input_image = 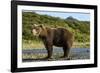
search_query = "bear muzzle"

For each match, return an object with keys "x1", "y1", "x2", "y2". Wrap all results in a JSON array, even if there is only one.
[{"x1": 32, "y1": 29, "x2": 39, "y2": 36}]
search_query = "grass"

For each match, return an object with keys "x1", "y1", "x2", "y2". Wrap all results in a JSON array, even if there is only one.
[
  {"x1": 22, "y1": 40, "x2": 44, "y2": 50},
  {"x1": 72, "y1": 42, "x2": 90, "y2": 48},
  {"x1": 22, "y1": 40, "x2": 90, "y2": 50}
]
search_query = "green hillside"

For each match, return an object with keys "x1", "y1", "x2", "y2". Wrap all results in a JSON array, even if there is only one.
[{"x1": 22, "y1": 12, "x2": 90, "y2": 43}]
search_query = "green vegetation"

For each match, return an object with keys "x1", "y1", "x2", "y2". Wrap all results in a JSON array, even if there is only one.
[
  {"x1": 23, "y1": 40, "x2": 90, "y2": 49},
  {"x1": 22, "y1": 12, "x2": 90, "y2": 48}
]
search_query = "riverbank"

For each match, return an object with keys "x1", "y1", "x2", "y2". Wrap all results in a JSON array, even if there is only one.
[
  {"x1": 22, "y1": 48, "x2": 90, "y2": 62},
  {"x1": 22, "y1": 40, "x2": 90, "y2": 50}
]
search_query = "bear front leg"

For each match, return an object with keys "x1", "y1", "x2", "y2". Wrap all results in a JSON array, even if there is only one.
[
  {"x1": 43, "y1": 38, "x2": 53, "y2": 59},
  {"x1": 46, "y1": 44, "x2": 53, "y2": 59}
]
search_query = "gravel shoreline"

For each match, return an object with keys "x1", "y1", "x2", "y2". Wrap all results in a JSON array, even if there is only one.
[{"x1": 22, "y1": 48, "x2": 90, "y2": 62}]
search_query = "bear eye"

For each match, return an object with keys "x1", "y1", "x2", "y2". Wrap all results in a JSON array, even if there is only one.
[{"x1": 35, "y1": 28, "x2": 39, "y2": 30}]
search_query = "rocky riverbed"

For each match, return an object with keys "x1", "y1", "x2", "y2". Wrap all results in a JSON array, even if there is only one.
[{"x1": 22, "y1": 48, "x2": 90, "y2": 62}]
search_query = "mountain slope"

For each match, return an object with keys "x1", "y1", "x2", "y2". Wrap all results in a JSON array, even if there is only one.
[{"x1": 22, "y1": 12, "x2": 90, "y2": 43}]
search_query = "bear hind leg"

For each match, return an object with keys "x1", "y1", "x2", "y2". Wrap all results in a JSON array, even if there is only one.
[{"x1": 61, "y1": 46, "x2": 70, "y2": 59}]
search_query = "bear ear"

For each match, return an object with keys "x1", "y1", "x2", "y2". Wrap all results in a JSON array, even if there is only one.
[
  {"x1": 39, "y1": 24, "x2": 45, "y2": 29},
  {"x1": 32, "y1": 24, "x2": 38, "y2": 28},
  {"x1": 33, "y1": 24, "x2": 38, "y2": 27}
]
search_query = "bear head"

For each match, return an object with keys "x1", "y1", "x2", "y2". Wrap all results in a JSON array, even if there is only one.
[{"x1": 32, "y1": 24, "x2": 45, "y2": 37}]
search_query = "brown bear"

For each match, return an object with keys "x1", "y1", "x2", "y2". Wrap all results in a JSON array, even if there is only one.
[{"x1": 32, "y1": 24, "x2": 74, "y2": 59}]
